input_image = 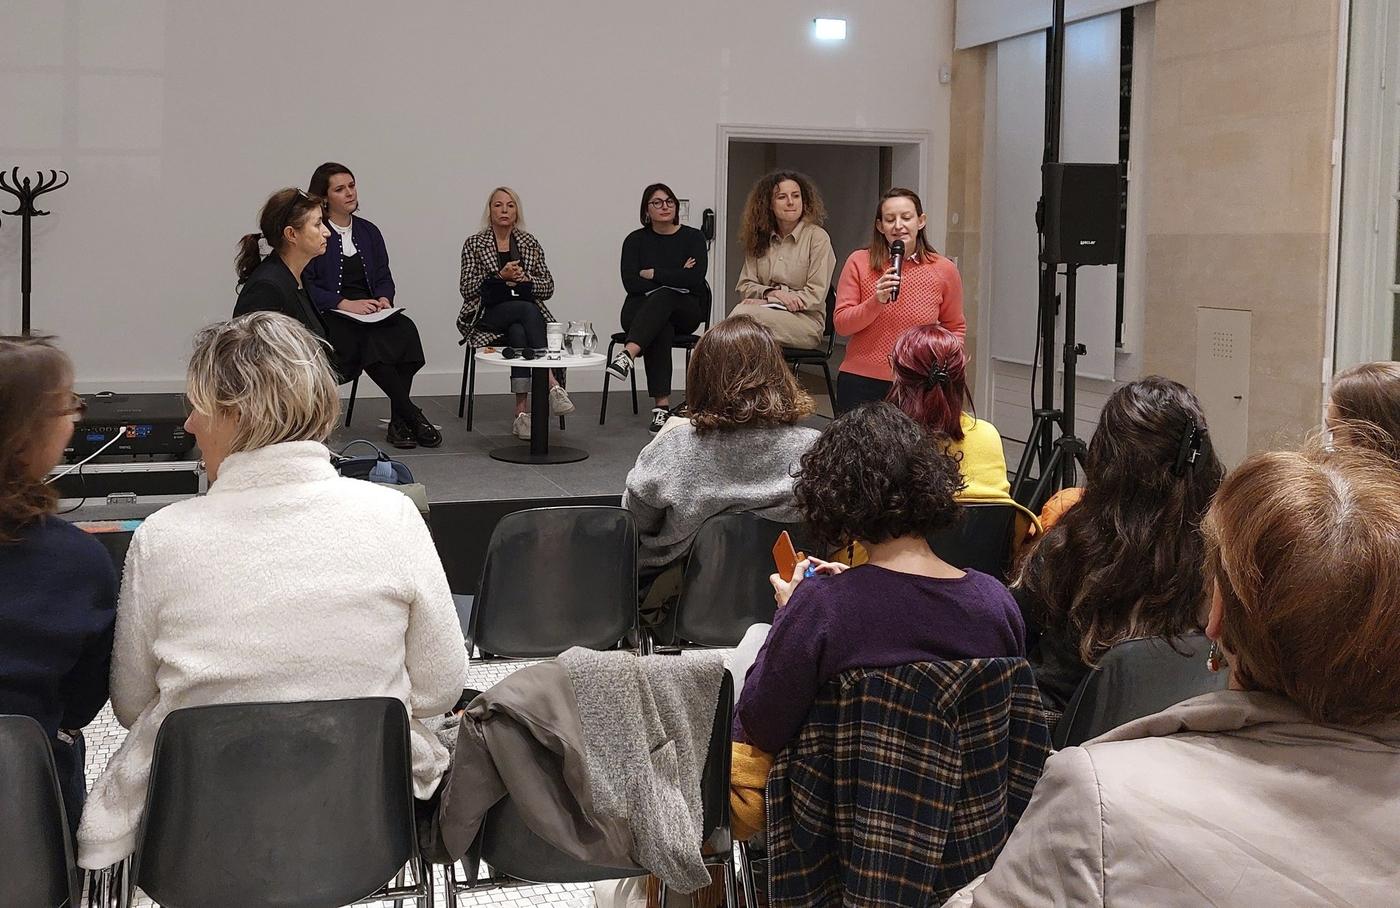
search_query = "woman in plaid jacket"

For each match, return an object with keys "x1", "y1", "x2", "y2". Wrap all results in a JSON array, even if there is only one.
[{"x1": 457, "y1": 187, "x2": 573, "y2": 440}]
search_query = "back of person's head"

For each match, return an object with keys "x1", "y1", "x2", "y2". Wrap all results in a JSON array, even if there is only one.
[
  {"x1": 887, "y1": 324, "x2": 971, "y2": 441},
  {"x1": 1204, "y1": 443, "x2": 1400, "y2": 725},
  {"x1": 187, "y1": 312, "x2": 340, "y2": 456},
  {"x1": 683, "y1": 316, "x2": 813, "y2": 432},
  {"x1": 236, "y1": 188, "x2": 324, "y2": 286},
  {"x1": 1329, "y1": 361, "x2": 1400, "y2": 458},
  {"x1": 794, "y1": 402, "x2": 964, "y2": 553},
  {"x1": 0, "y1": 336, "x2": 72, "y2": 541},
  {"x1": 1015, "y1": 376, "x2": 1225, "y2": 663},
  {"x1": 738, "y1": 170, "x2": 827, "y2": 259}
]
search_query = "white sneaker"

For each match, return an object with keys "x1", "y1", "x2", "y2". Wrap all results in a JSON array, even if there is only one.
[
  {"x1": 606, "y1": 352, "x2": 633, "y2": 382},
  {"x1": 549, "y1": 385, "x2": 576, "y2": 416},
  {"x1": 649, "y1": 407, "x2": 669, "y2": 433},
  {"x1": 512, "y1": 412, "x2": 531, "y2": 440}
]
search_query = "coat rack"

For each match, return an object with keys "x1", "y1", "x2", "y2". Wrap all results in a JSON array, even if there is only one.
[{"x1": 0, "y1": 167, "x2": 70, "y2": 336}]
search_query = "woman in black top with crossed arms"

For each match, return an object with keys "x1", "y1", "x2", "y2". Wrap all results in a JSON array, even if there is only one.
[{"x1": 607, "y1": 182, "x2": 711, "y2": 433}]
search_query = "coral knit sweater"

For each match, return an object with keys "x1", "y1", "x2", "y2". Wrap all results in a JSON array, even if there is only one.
[{"x1": 833, "y1": 249, "x2": 966, "y2": 381}]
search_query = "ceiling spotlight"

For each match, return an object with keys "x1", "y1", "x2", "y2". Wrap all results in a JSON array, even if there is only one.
[{"x1": 813, "y1": 18, "x2": 847, "y2": 41}]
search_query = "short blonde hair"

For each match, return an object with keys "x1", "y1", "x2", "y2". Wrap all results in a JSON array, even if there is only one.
[
  {"x1": 479, "y1": 186, "x2": 525, "y2": 231},
  {"x1": 187, "y1": 312, "x2": 340, "y2": 456}
]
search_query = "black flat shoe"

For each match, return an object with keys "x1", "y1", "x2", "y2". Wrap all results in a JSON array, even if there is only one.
[
  {"x1": 412, "y1": 409, "x2": 442, "y2": 448},
  {"x1": 386, "y1": 417, "x2": 418, "y2": 449}
]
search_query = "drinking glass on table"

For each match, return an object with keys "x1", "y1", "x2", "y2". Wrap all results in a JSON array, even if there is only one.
[{"x1": 546, "y1": 322, "x2": 564, "y2": 359}]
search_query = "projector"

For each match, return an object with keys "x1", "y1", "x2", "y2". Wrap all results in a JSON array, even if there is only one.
[{"x1": 66, "y1": 392, "x2": 196, "y2": 461}]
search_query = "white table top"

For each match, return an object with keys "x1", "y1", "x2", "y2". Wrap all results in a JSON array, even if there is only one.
[{"x1": 473, "y1": 350, "x2": 606, "y2": 369}]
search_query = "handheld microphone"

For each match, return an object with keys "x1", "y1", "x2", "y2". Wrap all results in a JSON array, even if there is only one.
[{"x1": 889, "y1": 239, "x2": 905, "y2": 302}]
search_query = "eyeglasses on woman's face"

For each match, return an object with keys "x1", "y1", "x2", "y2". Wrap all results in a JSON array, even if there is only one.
[
  {"x1": 648, "y1": 198, "x2": 677, "y2": 210},
  {"x1": 56, "y1": 392, "x2": 87, "y2": 422}
]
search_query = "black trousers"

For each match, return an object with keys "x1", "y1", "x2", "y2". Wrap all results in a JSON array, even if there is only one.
[
  {"x1": 478, "y1": 299, "x2": 547, "y2": 386},
  {"x1": 835, "y1": 372, "x2": 892, "y2": 415},
  {"x1": 621, "y1": 289, "x2": 703, "y2": 399}
]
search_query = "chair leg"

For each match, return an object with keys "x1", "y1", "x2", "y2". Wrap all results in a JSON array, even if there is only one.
[
  {"x1": 722, "y1": 854, "x2": 738, "y2": 908},
  {"x1": 345, "y1": 375, "x2": 359, "y2": 427},
  {"x1": 630, "y1": 365, "x2": 639, "y2": 414},
  {"x1": 420, "y1": 856, "x2": 434, "y2": 908},
  {"x1": 466, "y1": 349, "x2": 477, "y2": 431},
  {"x1": 600, "y1": 340, "x2": 616, "y2": 425},
  {"x1": 822, "y1": 361, "x2": 837, "y2": 414},
  {"x1": 738, "y1": 841, "x2": 758, "y2": 908},
  {"x1": 458, "y1": 346, "x2": 470, "y2": 418},
  {"x1": 391, "y1": 865, "x2": 407, "y2": 908}
]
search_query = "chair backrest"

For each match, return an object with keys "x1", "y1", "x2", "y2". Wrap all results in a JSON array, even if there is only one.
[
  {"x1": 0, "y1": 715, "x2": 78, "y2": 908},
  {"x1": 820, "y1": 268, "x2": 839, "y2": 354},
  {"x1": 672, "y1": 513, "x2": 810, "y2": 647},
  {"x1": 1053, "y1": 633, "x2": 1227, "y2": 748},
  {"x1": 473, "y1": 506, "x2": 638, "y2": 658},
  {"x1": 479, "y1": 670, "x2": 734, "y2": 883},
  {"x1": 133, "y1": 698, "x2": 416, "y2": 908},
  {"x1": 927, "y1": 503, "x2": 1020, "y2": 582}
]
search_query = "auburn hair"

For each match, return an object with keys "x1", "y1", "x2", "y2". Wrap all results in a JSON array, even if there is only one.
[
  {"x1": 887, "y1": 324, "x2": 971, "y2": 441},
  {"x1": 1329, "y1": 361, "x2": 1400, "y2": 459},
  {"x1": 682, "y1": 316, "x2": 812, "y2": 432},
  {"x1": 0, "y1": 336, "x2": 71, "y2": 542},
  {"x1": 867, "y1": 187, "x2": 936, "y2": 273},
  {"x1": 738, "y1": 171, "x2": 827, "y2": 260},
  {"x1": 1014, "y1": 376, "x2": 1225, "y2": 664},
  {"x1": 1204, "y1": 442, "x2": 1400, "y2": 725}
]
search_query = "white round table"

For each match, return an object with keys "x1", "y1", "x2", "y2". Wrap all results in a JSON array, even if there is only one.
[{"x1": 473, "y1": 350, "x2": 606, "y2": 464}]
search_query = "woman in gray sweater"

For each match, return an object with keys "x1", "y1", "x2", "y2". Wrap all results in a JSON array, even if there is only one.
[{"x1": 623, "y1": 316, "x2": 819, "y2": 593}]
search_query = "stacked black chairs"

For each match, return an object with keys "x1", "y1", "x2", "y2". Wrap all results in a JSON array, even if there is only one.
[
  {"x1": 114, "y1": 697, "x2": 432, "y2": 907},
  {"x1": 1054, "y1": 633, "x2": 1227, "y2": 748},
  {"x1": 470, "y1": 506, "x2": 640, "y2": 659},
  {"x1": 0, "y1": 714, "x2": 80, "y2": 908}
]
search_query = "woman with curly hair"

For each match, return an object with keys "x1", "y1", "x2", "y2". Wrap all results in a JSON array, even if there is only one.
[
  {"x1": 726, "y1": 402, "x2": 1025, "y2": 838},
  {"x1": 1013, "y1": 376, "x2": 1224, "y2": 717},
  {"x1": 1328, "y1": 360, "x2": 1400, "y2": 458},
  {"x1": 623, "y1": 316, "x2": 818, "y2": 596},
  {"x1": 0, "y1": 336, "x2": 116, "y2": 841},
  {"x1": 726, "y1": 170, "x2": 837, "y2": 349}
]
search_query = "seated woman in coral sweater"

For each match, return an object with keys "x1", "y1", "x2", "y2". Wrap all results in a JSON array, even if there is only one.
[{"x1": 832, "y1": 188, "x2": 965, "y2": 414}]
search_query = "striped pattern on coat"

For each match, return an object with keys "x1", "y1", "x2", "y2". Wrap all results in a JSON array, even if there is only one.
[
  {"x1": 764, "y1": 659, "x2": 1050, "y2": 907},
  {"x1": 456, "y1": 227, "x2": 556, "y2": 347}
]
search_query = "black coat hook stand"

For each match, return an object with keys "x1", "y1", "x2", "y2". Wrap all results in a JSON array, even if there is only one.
[{"x1": 0, "y1": 167, "x2": 70, "y2": 336}]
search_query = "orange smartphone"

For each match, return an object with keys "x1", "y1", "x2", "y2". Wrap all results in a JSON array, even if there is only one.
[{"x1": 772, "y1": 531, "x2": 802, "y2": 579}]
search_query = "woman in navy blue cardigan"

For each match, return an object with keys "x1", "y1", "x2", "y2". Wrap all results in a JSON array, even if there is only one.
[
  {"x1": 0, "y1": 336, "x2": 117, "y2": 840},
  {"x1": 302, "y1": 163, "x2": 437, "y2": 449}
]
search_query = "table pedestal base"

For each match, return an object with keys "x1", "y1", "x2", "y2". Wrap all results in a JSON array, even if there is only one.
[
  {"x1": 485, "y1": 363, "x2": 590, "y2": 464},
  {"x1": 489, "y1": 445, "x2": 589, "y2": 464}
]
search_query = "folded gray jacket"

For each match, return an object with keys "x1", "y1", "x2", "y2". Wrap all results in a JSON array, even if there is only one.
[{"x1": 431, "y1": 647, "x2": 726, "y2": 893}]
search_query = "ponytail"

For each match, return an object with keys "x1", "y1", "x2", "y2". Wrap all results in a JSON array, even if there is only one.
[
  {"x1": 235, "y1": 233, "x2": 264, "y2": 286},
  {"x1": 236, "y1": 188, "x2": 325, "y2": 287}
]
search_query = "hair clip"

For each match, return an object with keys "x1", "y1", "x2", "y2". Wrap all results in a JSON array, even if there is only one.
[
  {"x1": 924, "y1": 363, "x2": 951, "y2": 390},
  {"x1": 1172, "y1": 417, "x2": 1205, "y2": 477}
]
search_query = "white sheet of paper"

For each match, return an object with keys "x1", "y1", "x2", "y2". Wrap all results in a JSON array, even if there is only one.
[{"x1": 329, "y1": 306, "x2": 405, "y2": 324}]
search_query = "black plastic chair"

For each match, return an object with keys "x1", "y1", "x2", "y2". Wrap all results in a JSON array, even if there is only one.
[
  {"x1": 658, "y1": 514, "x2": 810, "y2": 647},
  {"x1": 599, "y1": 282, "x2": 713, "y2": 426},
  {"x1": 0, "y1": 714, "x2": 79, "y2": 908},
  {"x1": 470, "y1": 506, "x2": 639, "y2": 658},
  {"x1": 1053, "y1": 633, "x2": 1227, "y2": 749},
  {"x1": 781, "y1": 274, "x2": 840, "y2": 410},
  {"x1": 927, "y1": 503, "x2": 1021, "y2": 582},
  {"x1": 457, "y1": 339, "x2": 566, "y2": 433},
  {"x1": 343, "y1": 374, "x2": 360, "y2": 427},
  {"x1": 444, "y1": 671, "x2": 738, "y2": 907},
  {"x1": 125, "y1": 697, "x2": 432, "y2": 908}
]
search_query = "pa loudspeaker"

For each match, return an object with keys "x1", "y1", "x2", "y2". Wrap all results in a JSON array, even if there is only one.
[{"x1": 1041, "y1": 162, "x2": 1122, "y2": 266}]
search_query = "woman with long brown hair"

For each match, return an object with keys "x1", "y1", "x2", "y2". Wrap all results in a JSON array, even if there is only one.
[
  {"x1": 727, "y1": 170, "x2": 836, "y2": 349},
  {"x1": 0, "y1": 336, "x2": 117, "y2": 840},
  {"x1": 832, "y1": 187, "x2": 965, "y2": 413},
  {"x1": 1328, "y1": 360, "x2": 1400, "y2": 457},
  {"x1": 1013, "y1": 376, "x2": 1224, "y2": 716}
]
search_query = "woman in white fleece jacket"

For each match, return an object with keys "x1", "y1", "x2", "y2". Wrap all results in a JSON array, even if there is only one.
[{"x1": 78, "y1": 312, "x2": 468, "y2": 870}]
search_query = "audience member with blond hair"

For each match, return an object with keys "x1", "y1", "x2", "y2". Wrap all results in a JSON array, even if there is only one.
[
  {"x1": 948, "y1": 441, "x2": 1400, "y2": 906},
  {"x1": 623, "y1": 316, "x2": 818, "y2": 600},
  {"x1": 0, "y1": 336, "x2": 117, "y2": 839},
  {"x1": 1328, "y1": 360, "x2": 1400, "y2": 457},
  {"x1": 77, "y1": 312, "x2": 467, "y2": 870}
]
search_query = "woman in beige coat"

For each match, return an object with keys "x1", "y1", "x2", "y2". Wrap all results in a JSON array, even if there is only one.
[{"x1": 947, "y1": 441, "x2": 1400, "y2": 907}]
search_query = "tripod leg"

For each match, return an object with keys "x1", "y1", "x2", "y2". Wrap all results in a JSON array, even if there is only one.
[{"x1": 1031, "y1": 442, "x2": 1069, "y2": 513}]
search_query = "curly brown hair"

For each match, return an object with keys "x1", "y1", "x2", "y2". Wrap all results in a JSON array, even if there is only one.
[
  {"x1": 738, "y1": 171, "x2": 827, "y2": 260},
  {"x1": 794, "y1": 402, "x2": 965, "y2": 553},
  {"x1": 0, "y1": 336, "x2": 71, "y2": 542},
  {"x1": 683, "y1": 316, "x2": 813, "y2": 432},
  {"x1": 1014, "y1": 376, "x2": 1225, "y2": 664}
]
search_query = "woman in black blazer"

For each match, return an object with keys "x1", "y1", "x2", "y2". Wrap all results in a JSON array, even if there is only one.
[{"x1": 234, "y1": 187, "x2": 440, "y2": 448}]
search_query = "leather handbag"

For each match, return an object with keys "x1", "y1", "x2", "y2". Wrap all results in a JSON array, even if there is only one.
[{"x1": 332, "y1": 439, "x2": 415, "y2": 485}]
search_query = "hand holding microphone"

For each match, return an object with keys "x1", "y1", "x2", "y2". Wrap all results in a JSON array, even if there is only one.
[{"x1": 876, "y1": 239, "x2": 905, "y2": 304}]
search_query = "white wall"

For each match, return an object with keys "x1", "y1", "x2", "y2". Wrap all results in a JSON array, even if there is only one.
[{"x1": 0, "y1": 0, "x2": 954, "y2": 396}]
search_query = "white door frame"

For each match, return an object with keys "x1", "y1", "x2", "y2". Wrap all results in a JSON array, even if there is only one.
[{"x1": 713, "y1": 124, "x2": 931, "y2": 324}]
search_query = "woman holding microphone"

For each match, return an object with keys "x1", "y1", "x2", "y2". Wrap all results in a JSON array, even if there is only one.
[{"x1": 832, "y1": 188, "x2": 965, "y2": 413}]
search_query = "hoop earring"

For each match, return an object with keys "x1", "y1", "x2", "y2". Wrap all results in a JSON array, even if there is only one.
[{"x1": 1206, "y1": 640, "x2": 1227, "y2": 673}]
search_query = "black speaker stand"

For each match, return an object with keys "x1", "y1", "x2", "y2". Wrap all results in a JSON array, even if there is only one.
[{"x1": 1011, "y1": 263, "x2": 1089, "y2": 508}]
